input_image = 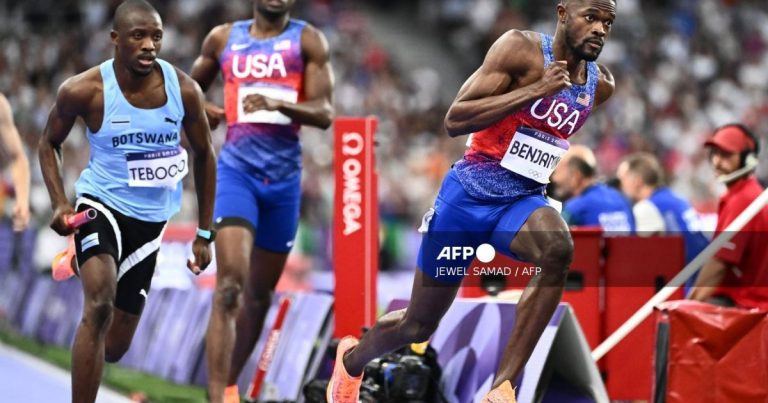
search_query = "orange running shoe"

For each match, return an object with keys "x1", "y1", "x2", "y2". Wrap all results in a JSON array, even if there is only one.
[
  {"x1": 481, "y1": 380, "x2": 517, "y2": 403},
  {"x1": 51, "y1": 237, "x2": 76, "y2": 282},
  {"x1": 223, "y1": 384, "x2": 240, "y2": 403},
  {"x1": 326, "y1": 336, "x2": 363, "y2": 403}
]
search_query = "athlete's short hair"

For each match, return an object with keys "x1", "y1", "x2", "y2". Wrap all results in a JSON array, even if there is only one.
[
  {"x1": 113, "y1": 0, "x2": 159, "y2": 31},
  {"x1": 568, "y1": 156, "x2": 597, "y2": 178},
  {"x1": 622, "y1": 152, "x2": 663, "y2": 187},
  {"x1": 560, "y1": 0, "x2": 617, "y2": 6}
]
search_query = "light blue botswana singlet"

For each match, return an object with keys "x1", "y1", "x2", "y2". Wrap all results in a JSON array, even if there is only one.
[{"x1": 75, "y1": 59, "x2": 186, "y2": 222}]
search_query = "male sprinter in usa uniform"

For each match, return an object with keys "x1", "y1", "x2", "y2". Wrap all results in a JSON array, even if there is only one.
[
  {"x1": 190, "y1": 0, "x2": 334, "y2": 401},
  {"x1": 38, "y1": 1, "x2": 216, "y2": 401},
  {"x1": 328, "y1": 0, "x2": 616, "y2": 401}
]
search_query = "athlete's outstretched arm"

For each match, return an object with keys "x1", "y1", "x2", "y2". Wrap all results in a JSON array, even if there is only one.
[
  {"x1": 245, "y1": 25, "x2": 335, "y2": 129},
  {"x1": 38, "y1": 78, "x2": 87, "y2": 236},
  {"x1": 444, "y1": 30, "x2": 571, "y2": 137},
  {"x1": 179, "y1": 72, "x2": 216, "y2": 274},
  {"x1": 190, "y1": 24, "x2": 230, "y2": 129},
  {"x1": 0, "y1": 94, "x2": 30, "y2": 231}
]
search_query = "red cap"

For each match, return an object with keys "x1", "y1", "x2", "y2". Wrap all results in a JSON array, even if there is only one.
[{"x1": 704, "y1": 126, "x2": 755, "y2": 154}]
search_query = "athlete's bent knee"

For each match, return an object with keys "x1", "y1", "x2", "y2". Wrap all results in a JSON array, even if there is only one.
[
  {"x1": 215, "y1": 282, "x2": 243, "y2": 313},
  {"x1": 85, "y1": 299, "x2": 114, "y2": 330},
  {"x1": 538, "y1": 231, "x2": 574, "y2": 272}
]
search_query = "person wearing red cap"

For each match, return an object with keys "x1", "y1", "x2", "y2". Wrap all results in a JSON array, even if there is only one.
[{"x1": 689, "y1": 124, "x2": 768, "y2": 310}]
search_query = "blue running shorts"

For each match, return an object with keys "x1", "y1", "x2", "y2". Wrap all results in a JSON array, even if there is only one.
[
  {"x1": 214, "y1": 161, "x2": 301, "y2": 253},
  {"x1": 417, "y1": 170, "x2": 553, "y2": 283}
]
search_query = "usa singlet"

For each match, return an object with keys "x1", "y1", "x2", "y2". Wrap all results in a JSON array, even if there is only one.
[
  {"x1": 454, "y1": 33, "x2": 599, "y2": 201},
  {"x1": 219, "y1": 19, "x2": 306, "y2": 181},
  {"x1": 75, "y1": 59, "x2": 186, "y2": 222}
]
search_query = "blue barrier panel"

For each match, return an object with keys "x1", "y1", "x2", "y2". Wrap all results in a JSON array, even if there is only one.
[
  {"x1": 122, "y1": 287, "x2": 170, "y2": 370},
  {"x1": 19, "y1": 277, "x2": 54, "y2": 338},
  {"x1": 37, "y1": 281, "x2": 77, "y2": 345},
  {"x1": 169, "y1": 288, "x2": 212, "y2": 384},
  {"x1": 234, "y1": 292, "x2": 334, "y2": 400},
  {"x1": 0, "y1": 271, "x2": 24, "y2": 320},
  {"x1": 140, "y1": 289, "x2": 179, "y2": 375},
  {"x1": 0, "y1": 222, "x2": 15, "y2": 275},
  {"x1": 258, "y1": 292, "x2": 333, "y2": 400},
  {"x1": 149, "y1": 289, "x2": 195, "y2": 378}
]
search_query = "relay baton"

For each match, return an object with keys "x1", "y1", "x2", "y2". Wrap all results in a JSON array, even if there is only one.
[{"x1": 66, "y1": 208, "x2": 97, "y2": 229}]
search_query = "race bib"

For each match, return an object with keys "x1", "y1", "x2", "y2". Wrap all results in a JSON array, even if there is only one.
[
  {"x1": 126, "y1": 147, "x2": 188, "y2": 189},
  {"x1": 499, "y1": 126, "x2": 569, "y2": 184},
  {"x1": 237, "y1": 85, "x2": 298, "y2": 125}
]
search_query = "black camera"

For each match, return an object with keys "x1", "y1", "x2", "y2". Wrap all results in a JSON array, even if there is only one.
[
  {"x1": 304, "y1": 341, "x2": 444, "y2": 403},
  {"x1": 359, "y1": 345, "x2": 442, "y2": 403}
]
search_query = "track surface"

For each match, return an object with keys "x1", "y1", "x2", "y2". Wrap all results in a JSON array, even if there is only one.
[{"x1": 0, "y1": 341, "x2": 132, "y2": 403}]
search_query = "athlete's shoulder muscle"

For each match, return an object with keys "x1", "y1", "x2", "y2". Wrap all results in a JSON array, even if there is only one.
[
  {"x1": 594, "y1": 63, "x2": 615, "y2": 107},
  {"x1": 300, "y1": 23, "x2": 330, "y2": 63},
  {"x1": 203, "y1": 23, "x2": 234, "y2": 59},
  {"x1": 174, "y1": 67, "x2": 212, "y2": 158},
  {"x1": 485, "y1": 30, "x2": 540, "y2": 75},
  {"x1": 45, "y1": 66, "x2": 102, "y2": 139},
  {"x1": 454, "y1": 30, "x2": 540, "y2": 102},
  {"x1": 56, "y1": 66, "x2": 102, "y2": 118},
  {"x1": 174, "y1": 67, "x2": 206, "y2": 119},
  {"x1": 192, "y1": 23, "x2": 233, "y2": 91}
]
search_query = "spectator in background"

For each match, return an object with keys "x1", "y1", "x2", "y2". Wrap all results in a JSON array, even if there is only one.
[
  {"x1": 550, "y1": 144, "x2": 635, "y2": 234},
  {"x1": 616, "y1": 153, "x2": 667, "y2": 234},
  {"x1": 617, "y1": 152, "x2": 709, "y2": 290},
  {"x1": 0, "y1": 92, "x2": 30, "y2": 231},
  {"x1": 690, "y1": 124, "x2": 768, "y2": 309}
]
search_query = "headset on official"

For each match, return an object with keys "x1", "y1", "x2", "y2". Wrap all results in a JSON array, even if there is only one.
[{"x1": 716, "y1": 123, "x2": 761, "y2": 184}]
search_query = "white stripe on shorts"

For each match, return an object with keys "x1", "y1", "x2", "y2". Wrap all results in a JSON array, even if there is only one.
[{"x1": 117, "y1": 224, "x2": 167, "y2": 282}]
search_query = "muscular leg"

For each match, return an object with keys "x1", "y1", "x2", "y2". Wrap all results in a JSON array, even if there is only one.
[
  {"x1": 104, "y1": 308, "x2": 140, "y2": 363},
  {"x1": 71, "y1": 254, "x2": 117, "y2": 403},
  {"x1": 226, "y1": 246, "x2": 288, "y2": 385},
  {"x1": 206, "y1": 226, "x2": 253, "y2": 402},
  {"x1": 493, "y1": 207, "x2": 573, "y2": 388},
  {"x1": 343, "y1": 269, "x2": 460, "y2": 376}
]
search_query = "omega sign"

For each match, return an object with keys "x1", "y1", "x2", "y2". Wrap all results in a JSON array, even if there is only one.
[
  {"x1": 341, "y1": 131, "x2": 364, "y2": 235},
  {"x1": 332, "y1": 117, "x2": 378, "y2": 339}
]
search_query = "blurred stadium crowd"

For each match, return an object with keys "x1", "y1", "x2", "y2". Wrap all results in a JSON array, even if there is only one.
[
  {"x1": 1, "y1": 0, "x2": 767, "y2": 271},
  {"x1": 426, "y1": 0, "x2": 768, "y2": 204}
]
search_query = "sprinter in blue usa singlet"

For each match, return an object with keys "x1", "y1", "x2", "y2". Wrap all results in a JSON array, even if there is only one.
[
  {"x1": 190, "y1": 1, "x2": 335, "y2": 400},
  {"x1": 330, "y1": 1, "x2": 619, "y2": 401},
  {"x1": 38, "y1": 2, "x2": 216, "y2": 401}
]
